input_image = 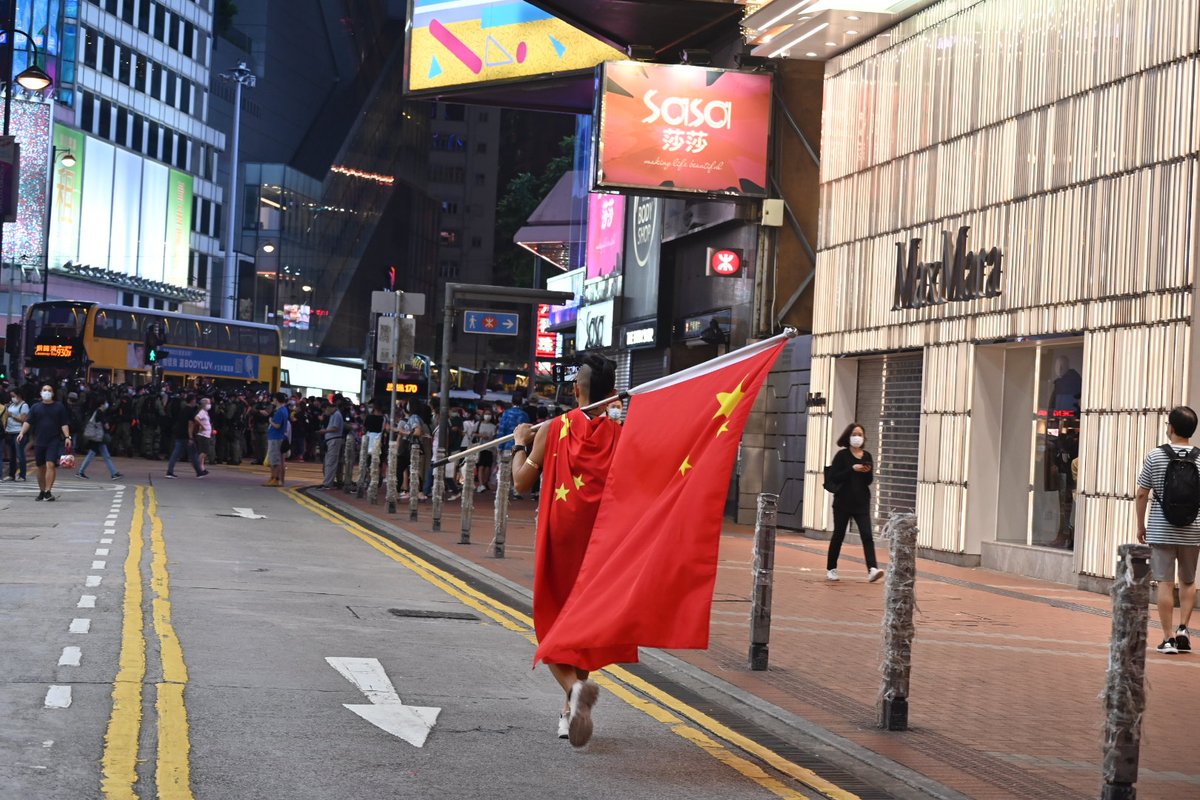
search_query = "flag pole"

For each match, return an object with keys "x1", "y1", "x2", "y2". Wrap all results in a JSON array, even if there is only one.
[{"x1": 431, "y1": 328, "x2": 797, "y2": 468}]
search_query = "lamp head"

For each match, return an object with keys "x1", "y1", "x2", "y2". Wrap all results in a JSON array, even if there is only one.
[
  {"x1": 262, "y1": 242, "x2": 276, "y2": 254},
  {"x1": 60, "y1": 151, "x2": 76, "y2": 168},
  {"x1": 15, "y1": 64, "x2": 52, "y2": 93}
]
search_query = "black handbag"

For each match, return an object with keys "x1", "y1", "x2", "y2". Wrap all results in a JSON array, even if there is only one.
[{"x1": 822, "y1": 465, "x2": 844, "y2": 494}]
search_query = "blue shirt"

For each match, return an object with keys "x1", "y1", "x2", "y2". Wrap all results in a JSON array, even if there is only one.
[
  {"x1": 496, "y1": 406, "x2": 529, "y2": 451},
  {"x1": 267, "y1": 405, "x2": 289, "y2": 440}
]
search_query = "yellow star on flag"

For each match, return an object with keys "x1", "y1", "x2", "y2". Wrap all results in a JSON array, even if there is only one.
[
  {"x1": 713, "y1": 381, "x2": 747, "y2": 420},
  {"x1": 716, "y1": 422, "x2": 730, "y2": 437},
  {"x1": 555, "y1": 484, "x2": 570, "y2": 502},
  {"x1": 558, "y1": 413, "x2": 571, "y2": 439},
  {"x1": 679, "y1": 456, "x2": 693, "y2": 477},
  {"x1": 573, "y1": 474, "x2": 586, "y2": 490}
]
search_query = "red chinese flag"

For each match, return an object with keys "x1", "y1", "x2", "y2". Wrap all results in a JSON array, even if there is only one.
[{"x1": 535, "y1": 337, "x2": 788, "y2": 670}]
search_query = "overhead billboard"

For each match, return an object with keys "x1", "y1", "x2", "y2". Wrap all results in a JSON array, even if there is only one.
[
  {"x1": 407, "y1": 0, "x2": 621, "y2": 94},
  {"x1": 593, "y1": 61, "x2": 772, "y2": 199}
]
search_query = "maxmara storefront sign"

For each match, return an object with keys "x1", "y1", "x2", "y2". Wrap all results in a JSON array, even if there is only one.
[{"x1": 892, "y1": 226, "x2": 1003, "y2": 311}]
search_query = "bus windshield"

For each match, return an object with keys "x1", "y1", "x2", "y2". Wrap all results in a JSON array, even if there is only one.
[{"x1": 28, "y1": 302, "x2": 89, "y2": 340}]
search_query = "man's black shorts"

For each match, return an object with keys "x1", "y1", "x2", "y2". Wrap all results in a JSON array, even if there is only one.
[{"x1": 34, "y1": 440, "x2": 63, "y2": 467}]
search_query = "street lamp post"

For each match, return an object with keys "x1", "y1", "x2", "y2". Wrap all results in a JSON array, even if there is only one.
[{"x1": 219, "y1": 62, "x2": 256, "y2": 320}]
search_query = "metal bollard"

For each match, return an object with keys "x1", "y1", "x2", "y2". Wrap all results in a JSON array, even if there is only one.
[
  {"x1": 1100, "y1": 543, "x2": 1152, "y2": 800},
  {"x1": 367, "y1": 435, "x2": 382, "y2": 505},
  {"x1": 408, "y1": 443, "x2": 421, "y2": 521},
  {"x1": 342, "y1": 435, "x2": 357, "y2": 494},
  {"x1": 356, "y1": 432, "x2": 369, "y2": 499},
  {"x1": 459, "y1": 451, "x2": 477, "y2": 544},
  {"x1": 748, "y1": 493, "x2": 778, "y2": 671},
  {"x1": 878, "y1": 512, "x2": 919, "y2": 731},
  {"x1": 431, "y1": 446, "x2": 446, "y2": 531},
  {"x1": 492, "y1": 449, "x2": 512, "y2": 558},
  {"x1": 385, "y1": 433, "x2": 398, "y2": 514}
]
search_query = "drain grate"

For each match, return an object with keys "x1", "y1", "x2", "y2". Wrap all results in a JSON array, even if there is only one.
[{"x1": 388, "y1": 607, "x2": 480, "y2": 621}]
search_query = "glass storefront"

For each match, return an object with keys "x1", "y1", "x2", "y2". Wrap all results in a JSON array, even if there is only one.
[{"x1": 996, "y1": 340, "x2": 1083, "y2": 550}]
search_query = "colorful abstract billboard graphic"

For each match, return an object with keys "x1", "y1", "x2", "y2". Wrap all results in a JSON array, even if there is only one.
[
  {"x1": 594, "y1": 62, "x2": 773, "y2": 198},
  {"x1": 407, "y1": 0, "x2": 621, "y2": 93}
]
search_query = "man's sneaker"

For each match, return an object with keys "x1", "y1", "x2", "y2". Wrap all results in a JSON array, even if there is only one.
[
  {"x1": 567, "y1": 680, "x2": 599, "y2": 747},
  {"x1": 826, "y1": 569, "x2": 839, "y2": 582},
  {"x1": 557, "y1": 713, "x2": 569, "y2": 740},
  {"x1": 164, "y1": 473, "x2": 177, "y2": 479},
  {"x1": 475, "y1": 484, "x2": 485, "y2": 494},
  {"x1": 197, "y1": 470, "x2": 210, "y2": 478},
  {"x1": 868, "y1": 567, "x2": 884, "y2": 583},
  {"x1": 112, "y1": 472, "x2": 123, "y2": 479},
  {"x1": 35, "y1": 491, "x2": 46, "y2": 501},
  {"x1": 44, "y1": 493, "x2": 55, "y2": 502},
  {"x1": 76, "y1": 472, "x2": 89, "y2": 479},
  {"x1": 1175, "y1": 626, "x2": 1191, "y2": 652},
  {"x1": 1157, "y1": 638, "x2": 1179, "y2": 655}
]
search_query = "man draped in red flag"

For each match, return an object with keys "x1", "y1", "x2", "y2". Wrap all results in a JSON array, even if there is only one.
[
  {"x1": 512, "y1": 354, "x2": 630, "y2": 748},
  {"x1": 533, "y1": 336, "x2": 788, "y2": 673}
]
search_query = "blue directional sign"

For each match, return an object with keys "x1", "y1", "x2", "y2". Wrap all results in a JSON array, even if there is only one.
[{"x1": 463, "y1": 309, "x2": 519, "y2": 336}]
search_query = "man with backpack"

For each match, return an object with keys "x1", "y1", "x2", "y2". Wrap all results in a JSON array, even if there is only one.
[{"x1": 1136, "y1": 405, "x2": 1200, "y2": 655}]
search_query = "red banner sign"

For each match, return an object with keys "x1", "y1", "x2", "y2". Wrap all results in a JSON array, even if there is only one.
[
  {"x1": 536, "y1": 304, "x2": 557, "y2": 358},
  {"x1": 594, "y1": 62, "x2": 772, "y2": 198}
]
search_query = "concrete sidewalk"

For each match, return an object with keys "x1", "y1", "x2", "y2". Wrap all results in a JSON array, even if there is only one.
[{"x1": 305, "y1": 481, "x2": 1199, "y2": 799}]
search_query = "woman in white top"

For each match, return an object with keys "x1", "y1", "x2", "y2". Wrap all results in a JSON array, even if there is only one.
[
  {"x1": 4, "y1": 387, "x2": 29, "y2": 481},
  {"x1": 194, "y1": 397, "x2": 214, "y2": 471}
]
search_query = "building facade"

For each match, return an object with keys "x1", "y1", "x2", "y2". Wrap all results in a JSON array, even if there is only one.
[{"x1": 802, "y1": 0, "x2": 1200, "y2": 584}]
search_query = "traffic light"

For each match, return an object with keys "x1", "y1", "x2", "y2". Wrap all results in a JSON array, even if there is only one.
[{"x1": 144, "y1": 323, "x2": 167, "y2": 365}]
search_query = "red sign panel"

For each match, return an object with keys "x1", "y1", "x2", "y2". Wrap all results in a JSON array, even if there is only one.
[
  {"x1": 536, "y1": 304, "x2": 557, "y2": 358},
  {"x1": 708, "y1": 248, "x2": 742, "y2": 276},
  {"x1": 594, "y1": 62, "x2": 772, "y2": 198}
]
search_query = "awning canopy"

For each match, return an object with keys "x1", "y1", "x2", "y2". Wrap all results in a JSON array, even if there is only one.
[
  {"x1": 525, "y1": 0, "x2": 744, "y2": 56},
  {"x1": 514, "y1": 170, "x2": 581, "y2": 270}
]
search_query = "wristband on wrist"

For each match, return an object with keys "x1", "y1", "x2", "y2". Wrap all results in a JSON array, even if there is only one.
[{"x1": 513, "y1": 444, "x2": 528, "y2": 455}]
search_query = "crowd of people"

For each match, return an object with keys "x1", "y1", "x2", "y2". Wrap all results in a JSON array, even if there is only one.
[{"x1": 0, "y1": 375, "x2": 571, "y2": 499}]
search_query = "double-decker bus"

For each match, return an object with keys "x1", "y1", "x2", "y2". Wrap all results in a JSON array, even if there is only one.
[{"x1": 22, "y1": 301, "x2": 282, "y2": 390}]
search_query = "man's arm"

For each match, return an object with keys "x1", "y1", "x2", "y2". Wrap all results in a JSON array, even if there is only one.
[
  {"x1": 512, "y1": 422, "x2": 548, "y2": 495},
  {"x1": 1135, "y1": 487, "x2": 1150, "y2": 544}
]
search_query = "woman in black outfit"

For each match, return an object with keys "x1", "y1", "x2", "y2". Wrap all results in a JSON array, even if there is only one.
[{"x1": 826, "y1": 422, "x2": 883, "y2": 583}]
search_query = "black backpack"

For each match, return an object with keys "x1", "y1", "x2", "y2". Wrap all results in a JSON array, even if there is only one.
[{"x1": 1155, "y1": 444, "x2": 1200, "y2": 527}]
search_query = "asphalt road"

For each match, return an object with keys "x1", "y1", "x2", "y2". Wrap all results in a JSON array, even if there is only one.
[{"x1": 0, "y1": 469, "x2": 831, "y2": 800}]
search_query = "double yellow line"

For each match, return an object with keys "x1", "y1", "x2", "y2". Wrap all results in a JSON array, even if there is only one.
[
  {"x1": 288, "y1": 488, "x2": 860, "y2": 800},
  {"x1": 101, "y1": 486, "x2": 194, "y2": 799}
]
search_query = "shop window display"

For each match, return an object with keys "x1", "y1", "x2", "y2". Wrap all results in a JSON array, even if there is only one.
[{"x1": 1032, "y1": 346, "x2": 1082, "y2": 549}]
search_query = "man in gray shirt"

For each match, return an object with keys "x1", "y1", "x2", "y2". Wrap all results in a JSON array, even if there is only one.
[{"x1": 317, "y1": 401, "x2": 345, "y2": 489}]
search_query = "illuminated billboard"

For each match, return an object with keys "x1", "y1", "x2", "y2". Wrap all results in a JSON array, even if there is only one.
[
  {"x1": 1, "y1": 99, "x2": 51, "y2": 267},
  {"x1": 593, "y1": 62, "x2": 772, "y2": 198},
  {"x1": 50, "y1": 130, "x2": 193, "y2": 289},
  {"x1": 407, "y1": 0, "x2": 621, "y2": 94},
  {"x1": 585, "y1": 193, "x2": 624, "y2": 280}
]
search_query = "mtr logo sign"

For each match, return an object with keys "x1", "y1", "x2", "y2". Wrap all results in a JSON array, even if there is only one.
[{"x1": 706, "y1": 248, "x2": 743, "y2": 277}]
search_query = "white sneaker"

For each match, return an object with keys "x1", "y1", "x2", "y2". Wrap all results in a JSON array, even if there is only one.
[
  {"x1": 567, "y1": 680, "x2": 599, "y2": 747},
  {"x1": 557, "y1": 713, "x2": 569, "y2": 740},
  {"x1": 868, "y1": 567, "x2": 884, "y2": 583},
  {"x1": 475, "y1": 484, "x2": 485, "y2": 494},
  {"x1": 826, "y1": 569, "x2": 839, "y2": 582}
]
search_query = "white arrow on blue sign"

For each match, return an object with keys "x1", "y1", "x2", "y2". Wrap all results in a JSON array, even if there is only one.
[{"x1": 463, "y1": 310, "x2": 519, "y2": 336}]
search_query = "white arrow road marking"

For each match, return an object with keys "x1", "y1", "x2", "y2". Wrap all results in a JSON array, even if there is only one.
[
  {"x1": 229, "y1": 507, "x2": 267, "y2": 519},
  {"x1": 325, "y1": 657, "x2": 440, "y2": 748},
  {"x1": 59, "y1": 647, "x2": 82, "y2": 666},
  {"x1": 44, "y1": 686, "x2": 72, "y2": 709}
]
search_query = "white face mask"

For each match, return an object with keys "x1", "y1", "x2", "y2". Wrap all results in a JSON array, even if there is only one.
[
  {"x1": 849, "y1": 435, "x2": 865, "y2": 448},
  {"x1": 606, "y1": 406, "x2": 622, "y2": 420},
  {"x1": 41, "y1": 391, "x2": 53, "y2": 401}
]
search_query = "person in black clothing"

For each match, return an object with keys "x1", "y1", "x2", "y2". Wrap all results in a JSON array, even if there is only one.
[
  {"x1": 165, "y1": 393, "x2": 207, "y2": 478},
  {"x1": 825, "y1": 422, "x2": 884, "y2": 583},
  {"x1": 17, "y1": 384, "x2": 72, "y2": 501}
]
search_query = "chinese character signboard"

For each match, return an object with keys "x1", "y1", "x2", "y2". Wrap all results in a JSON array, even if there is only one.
[
  {"x1": 593, "y1": 62, "x2": 772, "y2": 198},
  {"x1": 586, "y1": 192, "x2": 625, "y2": 280}
]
